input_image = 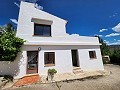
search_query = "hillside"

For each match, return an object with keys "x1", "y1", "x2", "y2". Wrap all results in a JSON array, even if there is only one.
[{"x1": 108, "y1": 45, "x2": 120, "y2": 51}]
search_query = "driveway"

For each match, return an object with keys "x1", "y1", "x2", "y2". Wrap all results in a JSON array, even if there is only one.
[{"x1": 3, "y1": 64, "x2": 120, "y2": 90}]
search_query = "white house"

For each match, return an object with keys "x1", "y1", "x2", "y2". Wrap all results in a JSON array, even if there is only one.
[{"x1": 0, "y1": 1, "x2": 104, "y2": 79}]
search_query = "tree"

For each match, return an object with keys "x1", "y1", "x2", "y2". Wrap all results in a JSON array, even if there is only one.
[
  {"x1": 0, "y1": 23, "x2": 25, "y2": 61},
  {"x1": 0, "y1": 23, "x2": 14, "y2": 33},
  {"x1": 6, "y1": 23, "x2": 14, "y2": 32},
  {"x1": 95, "y1": 36, "x2": 110, "y2": 56},
  {"x1": 110, "y1": 49, "x2": 120, "y2": 64}
]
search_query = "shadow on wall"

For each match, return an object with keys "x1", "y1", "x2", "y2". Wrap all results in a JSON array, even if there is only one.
[{"x1": 0, "y1": 52, "x2": 24, "y2": 77}]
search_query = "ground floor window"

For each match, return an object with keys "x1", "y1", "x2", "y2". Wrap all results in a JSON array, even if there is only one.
[
  {"x1": 44, "y1": 52, "x2": 55, "y2": 66},
  {"x1": 89, "y1": 51, "x2": 97, "y2": 59}
]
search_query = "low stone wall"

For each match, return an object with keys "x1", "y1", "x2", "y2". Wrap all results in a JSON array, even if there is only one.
[
  {"x1": 0, "y1": 60, "x2": 20, "y2": 77},
  {"x1": 0, "y1": 52, "x2": 24, "y2": 78}
]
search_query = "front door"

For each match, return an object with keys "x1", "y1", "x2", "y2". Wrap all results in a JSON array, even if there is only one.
[
  {"x1": 71, "y1": 50, "x2": 79, "y2": 67},
  {"x1": 27, "y1": 51, "x2": 38, "y2": 74}
]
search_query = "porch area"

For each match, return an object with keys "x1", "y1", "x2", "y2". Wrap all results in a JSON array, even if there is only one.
[{"x1": 40, "y1": 70, "x2": 110, "y2": 83}]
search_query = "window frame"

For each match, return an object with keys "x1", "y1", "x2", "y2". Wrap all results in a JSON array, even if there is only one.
[
  {"x1": 44, "y1": 52, "x2": 55, "y2": 67},
  {"x1": 34, "y1": 23, "x2": 51, "y2": 37},
  {"x1": 89, "y1": 51, "x2": 97, "y2": 59}
]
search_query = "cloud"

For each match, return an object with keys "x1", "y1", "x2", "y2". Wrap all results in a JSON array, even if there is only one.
[
  {"x1": 71, "y1": 34, "x2": 80, "y2": 37},
  {"x1": 104, "y1": 40, "x2": 106, "y2": 42},
  {"x1": 104, "y1": 39, "x2": 120, "y2": 45},
  {"x1": 19, "y1": 0, "x2": 43, "y2": 10},
  {"x1": 105, "y1": 33, "x2": 120, "y2": 37},
  {"x1": 103, "y1": 40, "x2": 109, "y2": 44},
  {"x1": 103, "y1": 39, "x2": 120, "y2": 45},
  {"x1": 112, "y1": 23, "x2": 120, "y2": 32},
  {"x1": 99, "y1": 29, "x2": 108, "y2": 32},
  {"x1": 14, "y1": 2, "x2": 20, "y2": 8},
  {"x1": 109, "y1": 11, "x2": 118, "y2": 18},
  {"x1": 117, "y1": 40, "x2": 120, "y2": 42},
  {"x1": 34, "y1": 3, "x2": 43, "y2": 10},
  {"x1": 94, "y1": 34, "x2": 103, "y2": 37},
  {"x1": 98, "y1": 35, "x2": 103, "y2": 37},
  {"x1": 108, "y1": 40, "x2": 120, "y2": 45},
  {"x1": 10, "y1": 19, "x2": 18, "y2": 24},
  {"x1": 19, "y1": 0, "x2": 40, "y2": 3},
  {"x1": 66, "y1": 33, "x2": 80, "y2": 37}
]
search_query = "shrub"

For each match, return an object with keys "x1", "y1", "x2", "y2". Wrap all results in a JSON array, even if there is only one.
[
  {"x1": 0, "y1": 27, "x2": 25, "y2": 61},
  {"x1": 48, "y1": 69, "x2": 57, "y2": 81},
  {"x1": 110, "y1": 49, "x2": 120, "y2": 65},
  {"x1": 48, "y1": 68, "x2": 57, "y2": 75}
]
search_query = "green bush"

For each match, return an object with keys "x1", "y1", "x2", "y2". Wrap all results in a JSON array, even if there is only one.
[
  {"x1": 110, "y1": 49, "x2": 120, "y2": 65},
  {"x1": 48, "y1": 68, "x2": 57, "y2": 81},
  {"x1": 48, "y1": 68, "x2": 57, "y2": 75},
  {"x1": 0, "y1": 26, "x2": 25, "y2": 61}
]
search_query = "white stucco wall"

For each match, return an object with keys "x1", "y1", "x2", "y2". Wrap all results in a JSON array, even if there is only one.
[
  {"x1": 78, "y1": 46, "x2": 104, "y2": 71},
  {"x1": 0, "y1": 51, "x2": 27, "y2": 79},
  {"x1": 22, "y1": 45, "x2": 73, "y2": 76},
  {"x1": 17, "y1": 1, "x2": 67, "y2": 39},
  {"x1": 16, "y1": 1, "x2": 100, "y2": 46},
  {"x1": 0, "y1": 45, "x2": 104, "y2": 79}
]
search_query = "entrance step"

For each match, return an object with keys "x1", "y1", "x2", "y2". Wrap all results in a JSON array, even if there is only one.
[
  {"x1": 14, "y1": 74, "x2": 40, "y2": 87},
  {"x1": 73, "y1": 67, "x2": 83, "y2": 74},
  {"x1": 73, "y1": 67, "x2": 81, "y2": 70}
]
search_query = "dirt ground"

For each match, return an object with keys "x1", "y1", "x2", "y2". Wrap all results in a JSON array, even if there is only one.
[{"x1": 4, "y1": 64, "x2": 120, "y2": 90}]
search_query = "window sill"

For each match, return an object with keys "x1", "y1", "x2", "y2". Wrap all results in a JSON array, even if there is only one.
[
  {"x1": 32, "y1": 35, "x2": 52, "y2": 37},
  {"x1": 90, "y1": 58, "x2": 97, "y2": 60},
  {"x1": 44, "y1": 64, "x2": 55, "y2": 67}
]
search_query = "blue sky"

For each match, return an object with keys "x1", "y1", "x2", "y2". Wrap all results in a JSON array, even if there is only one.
[{"x1": 0, "y1": 0, "x2": 120, "y2": 45}]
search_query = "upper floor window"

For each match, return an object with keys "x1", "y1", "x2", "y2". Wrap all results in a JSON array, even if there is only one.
[
  {"x1": 34, "y1": 24, "x2": 51, "y2": 36},
  {"x1": 89, "y1": 51, "x2": 97, "y2": 59}
]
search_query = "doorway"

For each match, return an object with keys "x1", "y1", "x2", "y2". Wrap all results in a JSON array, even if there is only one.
[
  {"x1": 71, "y1": 50, "x2": 79, "y2": 67},
  {"x1": 27, "y1": 51, "x2": 38, "y2": 74}
]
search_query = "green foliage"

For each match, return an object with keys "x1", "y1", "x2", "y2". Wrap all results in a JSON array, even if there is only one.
[
  {"x1": 95, "y1": 36, "x2": 110, "y2": 56},
  {"x1": 0, "y1": 23, "x2": 15, "y2": 33},
  {"x1": 110, "y1": 49, "x2": 120, "y2": 64},
  {"x1": 0, "y1": 26, "x2": 6, "y2": 32},
  {"x1": 0, "y1": 24, "x2": 25, "y2": 61},
  {"x1": 48, "y1": 68, "x2": 57, "y2": 81},
  {"x1": 48, "y1": 68, "x2": 57, "y2": 75},
  {"x1": 6, "y1": 23, "x2": 15, "y2": 32}
]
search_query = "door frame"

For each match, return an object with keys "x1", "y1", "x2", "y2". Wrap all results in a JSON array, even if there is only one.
[{"x1": 26, "y1": 51, "x2": 39, "y2": 74}]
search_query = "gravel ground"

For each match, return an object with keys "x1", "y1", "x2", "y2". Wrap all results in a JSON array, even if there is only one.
[{"x1": 3, "y1": 64, "x2": 120, "y2": 90}]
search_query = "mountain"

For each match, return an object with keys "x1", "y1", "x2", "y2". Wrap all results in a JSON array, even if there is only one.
[{"x1": 108, "y1": 45, "x2": 120, "y2": 49}]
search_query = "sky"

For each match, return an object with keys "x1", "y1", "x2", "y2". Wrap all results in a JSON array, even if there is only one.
[{"x1": 0, "y1": 0, "x2": 120, "y2": 45}]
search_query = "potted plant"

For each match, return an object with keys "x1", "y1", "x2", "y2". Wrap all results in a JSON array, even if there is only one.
[{"x1": 47, "y1": 68, "x2": 57, "y2": 81}]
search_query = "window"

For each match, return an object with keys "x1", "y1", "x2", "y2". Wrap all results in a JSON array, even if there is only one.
[
  {"x1": 44, "y1": 52, "x2": 55, "y2": 66},
  {"x1": 89, "y1": 51, "x2": 96, "y2": 59},
  {"x1": 34, "y1": 24, "x2": 51, "y2": 36}
]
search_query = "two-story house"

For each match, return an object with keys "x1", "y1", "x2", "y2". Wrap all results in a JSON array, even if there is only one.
[{"x1": 0, "y1": 1, "x2": 104, "y2": 79}]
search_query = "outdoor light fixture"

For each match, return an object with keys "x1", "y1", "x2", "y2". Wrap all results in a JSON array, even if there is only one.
[{"x1": 38, "y1": 47, "x2": 41, "y2": 51}]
